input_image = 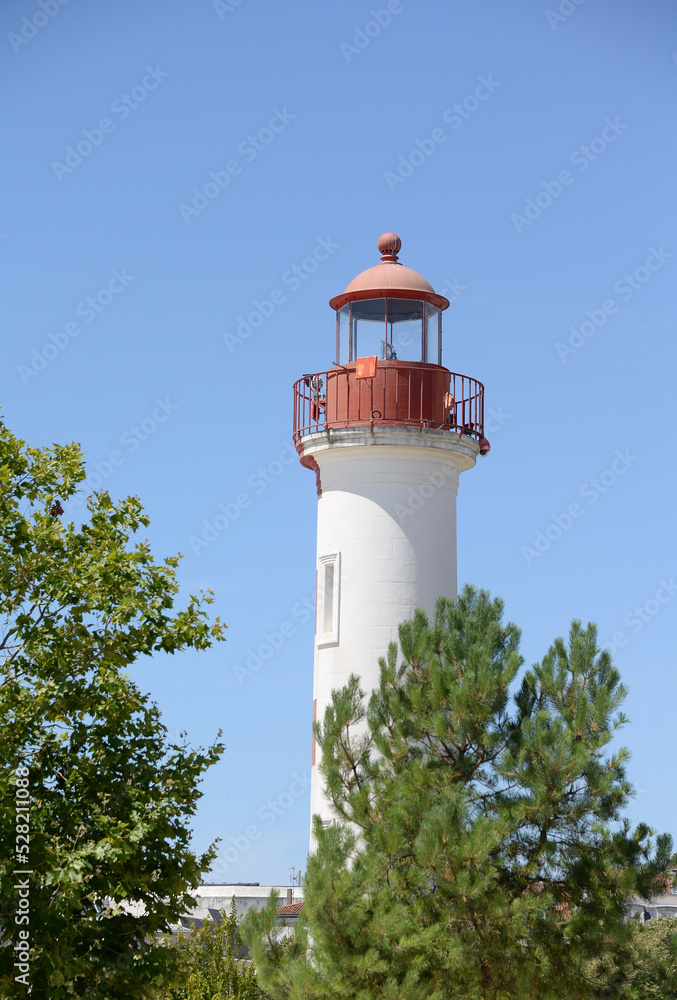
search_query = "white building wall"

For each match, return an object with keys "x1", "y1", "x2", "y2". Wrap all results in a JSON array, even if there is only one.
[
  {"x1": 190, "y1": 884, "x2": 303, "y2": 922},
  {"x1": 299, "y1": 426, "x2": 478, "y2": 838}
]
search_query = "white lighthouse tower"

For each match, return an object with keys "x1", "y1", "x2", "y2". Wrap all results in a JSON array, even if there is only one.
[{"x1": 293, "y1": 233, "x2": 489, "y2": 839}]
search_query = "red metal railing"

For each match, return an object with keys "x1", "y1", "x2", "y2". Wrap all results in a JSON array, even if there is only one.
[{"x1": 293, "y1": 363, "x2": 484, "y2": 445}]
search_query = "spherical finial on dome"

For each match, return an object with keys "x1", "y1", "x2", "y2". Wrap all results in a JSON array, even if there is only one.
[
  {"x1": 377, "y1": 232, "x2": 401, "y2": 262},
  {"x1": 328, "y1": 232, "x2": 449, "y2": 310}
]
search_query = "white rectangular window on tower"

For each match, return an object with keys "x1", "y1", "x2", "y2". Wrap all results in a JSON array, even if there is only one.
[
  {"x1": 317, "y1": 553, "x2": 340, "y2": 646},
  {"x1": 323, "y1": 563, "x2": 334, "y2": 634}
]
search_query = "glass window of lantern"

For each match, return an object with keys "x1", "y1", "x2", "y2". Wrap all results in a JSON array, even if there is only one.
[
  {"x1": 425, "y1": 303, "x2": 441, "y2": 364},
  {"x1": 386, "y1": 299, "x2": 424, "y2": 361},
  {"x1": 350, "y1": 299, "x2": 386, "y2": 360},
  {"x1": 337, "y1": 305, "x2": 350, "y2": 364}
]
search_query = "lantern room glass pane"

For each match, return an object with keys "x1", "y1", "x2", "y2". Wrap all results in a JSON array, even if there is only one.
[
  {"x1": 338, "y1": 305, "x2": 350, "y2": 363},
  {"x1": 351, "y1": 299, "x2": 386, "y2": 360},
  {"x1": 425, "y1": 304, "x2": 441, "y2": 364},
  {"x1": 387, "y1": 298, "x2": 424, "y2": 361}
]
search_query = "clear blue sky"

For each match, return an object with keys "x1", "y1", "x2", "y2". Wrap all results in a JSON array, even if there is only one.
[{"x1": 2, "y1": 0, "x2": 676, "y2": 885}]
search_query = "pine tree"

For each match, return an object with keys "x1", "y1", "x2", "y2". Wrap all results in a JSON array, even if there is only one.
[{"x1": 244, "y1": 586, "x2": 672, "y2": 1000}]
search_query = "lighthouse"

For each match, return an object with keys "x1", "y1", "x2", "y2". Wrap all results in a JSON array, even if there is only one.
[{"x1": 293, "y1": 233, "x2": 488, "y2": 840}]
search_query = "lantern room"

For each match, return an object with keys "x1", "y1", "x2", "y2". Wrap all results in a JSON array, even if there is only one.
[
  {"x1": 293, "y1": 232, "x2": 487, "y2": 449},
  {"x1": 329, "y1": 233, "x2": 450, "y2": 365}
]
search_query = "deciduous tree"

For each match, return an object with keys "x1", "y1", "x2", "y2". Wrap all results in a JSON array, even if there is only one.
[
  {"x1": 153, "y1": 898, "x2": 265, "y2": 999},
  {"x1": 0, "y1": 418, "x2": 227, "y2": 998},
  {"x1": 582, "y1": 912, "x2": 677, "y2": 999}
]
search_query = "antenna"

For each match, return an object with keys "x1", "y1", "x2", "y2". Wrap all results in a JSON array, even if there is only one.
[{"x1": 288, "y1": 866, "x2": 303, "y2": 902}]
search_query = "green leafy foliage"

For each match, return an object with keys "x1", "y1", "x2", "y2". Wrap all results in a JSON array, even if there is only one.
[
  {"x1": 244, "y1": 587, "x2": 672, "y2": 1000},
  {"x1": 579, "y1": 913, "x2": 677, "y2": 999},
  {"x1": 152, "y1": 898, "x2": 266, "y2": 1000},
  {"x1": 0, "y1": 418, "x2": 227, "y2": 997}
]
